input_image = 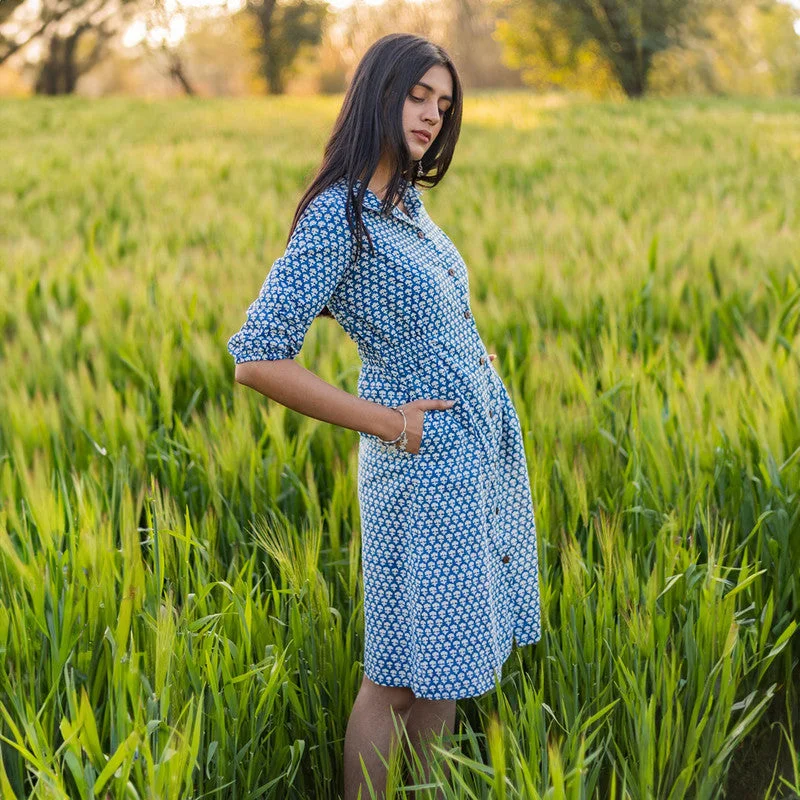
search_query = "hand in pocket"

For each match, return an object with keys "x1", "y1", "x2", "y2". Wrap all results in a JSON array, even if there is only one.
[{"x1": 396, "y1": 398, "x2": 457, "y2": 455}]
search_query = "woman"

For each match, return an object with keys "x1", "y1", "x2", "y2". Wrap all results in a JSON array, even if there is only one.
[{"x1": 227, "y1": 33, "x2": 542, "y2": 800}]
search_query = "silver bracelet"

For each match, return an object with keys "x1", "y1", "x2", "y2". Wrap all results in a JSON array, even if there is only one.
[{"x1": 377, "y1": 406, "x2": 408, "y2": 452}]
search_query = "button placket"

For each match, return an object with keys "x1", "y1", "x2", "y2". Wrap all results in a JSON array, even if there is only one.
[
  {"x1": 485, "y1": 467, "x2": 510, "y2": 565},
  {"x1": 487, "y1": 357, "x2": 499, "y2": 423},
  {"x1": 415, "y1": 227, "x2": 457, "y2": 285},
  {"x1": 493, "y1": 478, "x2": 514, "y2": 570}
]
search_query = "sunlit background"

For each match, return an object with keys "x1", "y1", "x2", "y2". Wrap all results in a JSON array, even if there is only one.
[
  {"x1": 1, "y1": 1, "x2": 800, "y2": 799},
  {"x1": 1, "y1": 0, "x2": 799, "y2": 97}
]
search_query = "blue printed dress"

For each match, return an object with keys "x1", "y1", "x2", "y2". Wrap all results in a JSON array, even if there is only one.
[{"x1": 227, "y1": 176, "x2": 542, "y2": 700}]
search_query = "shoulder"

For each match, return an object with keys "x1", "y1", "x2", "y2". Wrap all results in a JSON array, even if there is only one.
[
  {"x1": 304, "y1": 179, "x2": 350, "y2": 216},
  {"x1": 289, "y1": 181, "x2": 354, "y2": 256},
  {"x1": 294, "y1": 181, "x2": 350, "y2": 233}
]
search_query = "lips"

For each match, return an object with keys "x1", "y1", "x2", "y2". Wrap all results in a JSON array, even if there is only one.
[{"x1": 412, "y1": 130, "x2": 431, "y2": 143}]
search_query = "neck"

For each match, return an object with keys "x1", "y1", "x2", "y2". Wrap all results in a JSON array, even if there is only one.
[{"x1": 367, "y1": 155, "x2": 409, "y2": 201}]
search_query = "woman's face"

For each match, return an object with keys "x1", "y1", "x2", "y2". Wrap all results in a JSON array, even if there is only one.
[{"x1": 402, "y1": 65, "x2": 453, "y2": 160}]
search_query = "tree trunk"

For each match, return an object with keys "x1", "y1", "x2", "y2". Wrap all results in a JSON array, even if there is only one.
[
  {"x1": 604, "y1": 41, "x2": 653, "y2": 99},
  {"x1": 249, "y1": 0, "x2": 284, "y2": 94},
  {"x1": 264, "y1": 54, "x2": 285, "y2": 94},
  {"x1": 169, "y1": 54, "x2": 196, "y2": 95},
  {"x1": 34, "y1": 27, "x2": 86, "y2": 95}
]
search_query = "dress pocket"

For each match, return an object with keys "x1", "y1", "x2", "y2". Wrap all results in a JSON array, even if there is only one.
[
  {"x1": 357, "y1": 366, "x2": 415, "y2": 456},
  {"x1": 418, "y1": 406, "x2": 467, "y2": 460}
]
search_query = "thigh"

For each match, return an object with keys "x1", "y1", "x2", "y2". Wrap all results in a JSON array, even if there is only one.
[{"x1": 360, "y1": 674, "x2": 416, "y2": 714}]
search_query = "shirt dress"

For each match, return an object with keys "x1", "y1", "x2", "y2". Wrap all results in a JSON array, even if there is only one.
[{"x1": 227, "y1": 175, "x2": 542, "y2": 700}]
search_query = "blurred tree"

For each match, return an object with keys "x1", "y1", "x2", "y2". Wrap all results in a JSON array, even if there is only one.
[
  {"x1": 246, "y1": 0, "x2": 327, "y2": 94},
  {"x1": 446, "y1": 0, "x2": 525, "y2": 89},
  {"x1": 496, "y1": 0, "x2": 723, "y2": 97},
  {"x1": 759, "y1": 0, "x2": 800, "y2": 94},
  {"x1": 0, "y1": 0, "x2": 142, "y2": 94},
  {"x1": 0, "y1": 0, "x2": 26, "y2": 27},
  {"x1": 649, "y1": 0, "x2": 800, "y2": 95},
  {"x1": 255, "y1": 0, "x2": 524, "y2": 96},
  {"x1": 136, "y1": 0, "x2": 197, "y2": 95},
  {"x1": 494, "y1": 0, "x2": 621, "y2": 96},
  {"x1": 1, "y1": 0, "x2": 56, "y2": 65},
  {"x1": 35, "y1": 19, "x2": 113, "y2": 93},
  {"x1": 171, "y1": 10, "x2": 264, "y2": 95},
  {"x1": 316, "y1": 0, "x2": 449, "y2": 94},
  {"x1": 323, "y1": 0, "x2": 449, "y2": 76},
  {"x1": 115, "y1": 0, "x2": 262, "y2": 97}
]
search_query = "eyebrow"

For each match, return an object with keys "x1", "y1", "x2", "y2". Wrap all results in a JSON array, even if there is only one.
[{"x1": 415, "y1": 82, "x2": 453, "y2": 103}]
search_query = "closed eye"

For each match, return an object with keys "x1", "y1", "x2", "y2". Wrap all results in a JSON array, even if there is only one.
[{"x1": 409, "y1": 94, "x2": 451, "y2": 115}]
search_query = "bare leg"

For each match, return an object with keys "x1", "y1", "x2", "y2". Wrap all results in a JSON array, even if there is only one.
[
  {"x1": 402, "y1": 697, "x2": 456, "y2": 799},
  {"x1": 344, "y1": 675, "x2": 416, "y2": 800}
]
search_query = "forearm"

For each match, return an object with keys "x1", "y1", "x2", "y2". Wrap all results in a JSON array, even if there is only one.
[{"x1": 234, "y1": 358, "x2": 401, "y2": 441}]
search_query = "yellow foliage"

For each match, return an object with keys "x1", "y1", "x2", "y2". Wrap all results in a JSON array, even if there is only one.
[
  {"x1": 495, "y1": 4, "x2": 623, "y2": 99},
  {"x1": 0, "y1": 64, "x2": 30, "y2": 96}
]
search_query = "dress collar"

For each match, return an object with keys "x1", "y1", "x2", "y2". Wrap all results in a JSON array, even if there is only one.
[{"x1": 345, "y1": 177, "x2": 422, "y2": 227}]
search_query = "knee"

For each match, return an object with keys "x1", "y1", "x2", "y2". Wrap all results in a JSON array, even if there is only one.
[
  {"x1": 361, "y1": 675, "x2": 416, "y2": 715},
  {"x1": 406, "y1": 696, "x2": 456, "y2": 732},
  {"x1": 408, "y1": 696, "x2": 456, "y2": 717}
]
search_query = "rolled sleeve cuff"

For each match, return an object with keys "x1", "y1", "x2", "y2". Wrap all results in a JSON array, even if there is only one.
[{"x1": 226, "y1": 330, "x2": 300, "y2": 363}]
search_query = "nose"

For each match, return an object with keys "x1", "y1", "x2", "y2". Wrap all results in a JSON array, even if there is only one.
[{"x1": 422, "y1": 100, "x2": 441, "y2": 126}]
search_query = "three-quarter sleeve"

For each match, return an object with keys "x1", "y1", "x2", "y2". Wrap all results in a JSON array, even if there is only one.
[{"x1": 227, "y1": 192, "x2": 354, "y2": 364}]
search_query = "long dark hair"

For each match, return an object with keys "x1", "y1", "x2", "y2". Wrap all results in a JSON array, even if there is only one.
[{"x1": 284, "y1": 33, "x2": 463, "y2": 319}]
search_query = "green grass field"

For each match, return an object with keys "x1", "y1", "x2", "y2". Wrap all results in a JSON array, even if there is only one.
[{"x1": 0, "y1": 92, "x2": 798, "y2": 798}]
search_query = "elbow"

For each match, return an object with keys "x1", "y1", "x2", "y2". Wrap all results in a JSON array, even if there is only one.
[
  {"x1": 234, "y1": 357, "x2": 292, "y2": 387},
  {"x1": 234, "y1": 362, "x2": 254, "y2": 385}
]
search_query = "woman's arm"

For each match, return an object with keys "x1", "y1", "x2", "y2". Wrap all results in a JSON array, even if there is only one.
[
  {"x1": 227, "y1": 191, "x2": 442, "y2": 448},
  {"x1": 235, "y1": 358, "x2": 401, "y2": 441}
]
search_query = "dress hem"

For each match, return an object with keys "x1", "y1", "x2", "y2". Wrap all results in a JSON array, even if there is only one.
[{"x1": 363, "y1": 639, "x2": 516, "y2": 701}]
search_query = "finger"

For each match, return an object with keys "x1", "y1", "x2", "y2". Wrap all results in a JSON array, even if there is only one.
[
  {"x1": 424, "y1": 399, "x2": 457, "y2": 410},
  {"x1": 489, "y1": 353, "x2": 497, "y2": 361}
]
